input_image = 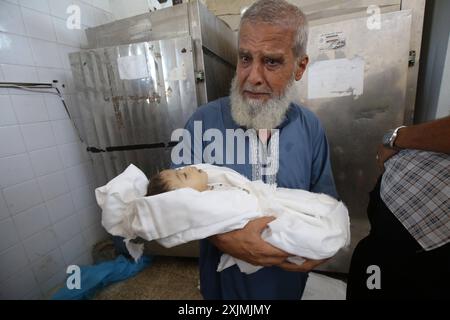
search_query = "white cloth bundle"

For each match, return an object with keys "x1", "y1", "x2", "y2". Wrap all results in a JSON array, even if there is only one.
[{"x1": 95, "y1": 164, "x2": 350, "y2": 274}]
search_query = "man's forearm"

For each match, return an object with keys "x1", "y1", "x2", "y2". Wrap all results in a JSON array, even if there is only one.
[
  {"x1": 207, "y1": 217, "x2": 290, "y2": 267},
  {"x1": 395, "y1": 117, "x2": 450, "y2": 154}
]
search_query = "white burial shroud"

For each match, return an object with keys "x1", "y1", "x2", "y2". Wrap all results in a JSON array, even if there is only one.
[{"x1": 95, "y1": 164, "x2": 350, "y2": 274}]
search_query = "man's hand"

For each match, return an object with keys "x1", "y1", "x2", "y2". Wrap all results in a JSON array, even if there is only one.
[
  {"x1": 277, "y1": 258, "x2": 329, "y2": 272},
  {"x1": 376, "y1": 144, "x2": 398, "y2": 172},
  {"x1": 209, "y1": 216, "x2": 290, "y2": 266}
]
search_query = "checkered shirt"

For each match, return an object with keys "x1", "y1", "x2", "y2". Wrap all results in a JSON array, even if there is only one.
[{"x1": 380, "y1": 150, "x2": 450, "y2": 251}]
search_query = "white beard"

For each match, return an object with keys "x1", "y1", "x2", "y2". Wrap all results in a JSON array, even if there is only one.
[{"x1": 230, "y1": 75, "x2": 297, "y2": 130}]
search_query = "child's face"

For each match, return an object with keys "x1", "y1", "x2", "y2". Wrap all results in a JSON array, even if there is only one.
[{"x1": 160, "y1": 166, "x2": 208, "y2": 192}]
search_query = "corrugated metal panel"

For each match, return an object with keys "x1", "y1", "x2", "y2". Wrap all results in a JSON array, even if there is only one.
[{"x1": 70, "y1": 36, "x2": 198, "y2": 182}]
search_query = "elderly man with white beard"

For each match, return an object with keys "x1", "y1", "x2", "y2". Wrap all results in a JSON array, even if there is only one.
[{"x1": 172, "y1": 0, "x2": 338, "y2": 300}]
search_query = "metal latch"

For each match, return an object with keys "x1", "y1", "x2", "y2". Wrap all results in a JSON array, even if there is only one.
[
  {"x1": 195, "y1": 71, "x2": 205, "y2": 82},
  {"x1": 409, "y1": 50, "x2": 416, "y2": 67}
]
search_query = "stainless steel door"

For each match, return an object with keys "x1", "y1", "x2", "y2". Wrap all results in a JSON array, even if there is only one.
[
  {"x1": 295, "y1": 10, "x2": 413, "y2": 272},
  {"x1": 70, "y1": 36, "x2": 197, "y2": 184}
]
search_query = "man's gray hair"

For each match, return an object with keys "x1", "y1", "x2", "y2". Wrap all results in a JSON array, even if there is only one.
[{"x1": 239, "y1": 0, "x2": 309, "y2": 57}]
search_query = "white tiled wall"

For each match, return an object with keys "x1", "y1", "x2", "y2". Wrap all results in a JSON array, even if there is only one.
[
  {"x1": 0, "y1": 0, "x2": 113, "y2": 300},
  {"x1": 109, "y1": 0, "x2": 149, "y2": 20},
  {"x1": 108, "y1": 0, "x2": 180, "y2": 21}
]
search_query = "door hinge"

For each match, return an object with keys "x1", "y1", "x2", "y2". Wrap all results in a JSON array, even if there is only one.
[
  {"x1": 195, "y1": 71, "x2": 205, "y2": 82},
  {"x1": 409, "y1": 50, "x2": 416, "y2": 67}
]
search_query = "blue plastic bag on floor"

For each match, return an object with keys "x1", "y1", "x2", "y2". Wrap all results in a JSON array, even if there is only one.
[{"x1": 52, "y1": 255, "x2": 152, "y2": 300}]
